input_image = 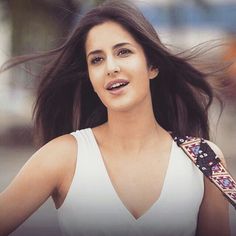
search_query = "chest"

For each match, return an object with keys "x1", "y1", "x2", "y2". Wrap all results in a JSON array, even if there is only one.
[
  {"x1": 99, "y1": 144, "x2": 173, "y2": 219},
  {"x1": 56, "y1": 132, "x2": 204, "y2": 236}
]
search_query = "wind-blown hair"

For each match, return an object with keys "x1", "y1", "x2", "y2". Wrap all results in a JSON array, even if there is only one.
[{"x1": 2, "y1": 0, "x2": 219, "y2": 145}]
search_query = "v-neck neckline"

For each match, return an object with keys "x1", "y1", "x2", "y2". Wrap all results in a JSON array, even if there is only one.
[{"x1": 88, "y1": 128, "x2": 175, "y2": 221}]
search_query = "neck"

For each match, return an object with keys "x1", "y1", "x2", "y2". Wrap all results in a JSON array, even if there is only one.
[{"x1": 103, "y1": 101, "x2": 167, "y2": 152}]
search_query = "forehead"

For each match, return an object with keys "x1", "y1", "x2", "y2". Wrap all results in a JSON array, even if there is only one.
[{"x1": 85, "y1": 21, "x2": 139, "y2": 52}]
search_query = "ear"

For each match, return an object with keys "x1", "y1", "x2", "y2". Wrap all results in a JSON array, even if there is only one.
[{"x1": 148, "y1": 66, "x2": 159, "y2": 80}]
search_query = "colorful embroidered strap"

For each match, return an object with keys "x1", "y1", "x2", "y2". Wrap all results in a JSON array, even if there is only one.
[{"x1": 173, "y1": 135, "x2": 236, "y2": 209}]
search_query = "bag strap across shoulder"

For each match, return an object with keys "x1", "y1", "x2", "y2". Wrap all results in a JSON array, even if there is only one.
[{"x1": 173, "y1": 135, "x2": 236, "y2": 209}]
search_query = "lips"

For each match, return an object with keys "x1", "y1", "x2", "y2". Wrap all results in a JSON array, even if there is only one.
[{"x1": 105, "y1": 79, "x2": 129, "y2": 91}]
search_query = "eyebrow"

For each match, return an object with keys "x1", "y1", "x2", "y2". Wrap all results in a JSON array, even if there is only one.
[{"x1": 87, "y1": 42, "x2": 132, "y2": 58}]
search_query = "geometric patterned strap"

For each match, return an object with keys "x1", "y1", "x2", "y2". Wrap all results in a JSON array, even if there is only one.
[{"x1": 173, "y1": 135, "x2": 236, "y2": 209}]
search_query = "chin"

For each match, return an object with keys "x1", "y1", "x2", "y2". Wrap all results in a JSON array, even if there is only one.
[
  {"x1": 107, "y1": 102, "x2": 139, "y2": 113},
  {"x1": 104, "y1": 94, "x2": 149, "y2": 113}
]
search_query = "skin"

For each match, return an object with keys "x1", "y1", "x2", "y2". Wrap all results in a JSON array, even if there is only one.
[{"x1": 0, "y1": 21, "x2": 230, "y2": 236}]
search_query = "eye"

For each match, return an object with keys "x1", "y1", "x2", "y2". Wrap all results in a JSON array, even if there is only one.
[
  {"x1": 117, "y1": 48, "x2": 132, "y2": 57},
  {"x1": 90, "y1": 56, "x2": 103, "y2": 65}
]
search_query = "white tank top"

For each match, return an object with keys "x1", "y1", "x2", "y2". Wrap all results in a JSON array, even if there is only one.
[{"x1": 57, "y1": 128, "x2": 204, "y2": 236}]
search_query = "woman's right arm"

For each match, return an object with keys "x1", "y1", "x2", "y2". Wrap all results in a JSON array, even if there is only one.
[{"x1": 0, "y1": 134, "x2": 76, "y2": 236}]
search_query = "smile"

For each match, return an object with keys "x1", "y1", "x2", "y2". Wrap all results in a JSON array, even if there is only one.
[
  {"x1": 105, "y1": 79, "x2": 129, "y2": 95},
  {"x1": 105, "y1": 79, "x2": 129, "y2": 91},
  {"x1": 107, "y1": 82, "x2": 129, "y2": 90}
]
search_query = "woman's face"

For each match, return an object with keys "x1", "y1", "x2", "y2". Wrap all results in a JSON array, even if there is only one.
[{"x1": 85, "y1": 21, "x2": 158, "y2": 112}]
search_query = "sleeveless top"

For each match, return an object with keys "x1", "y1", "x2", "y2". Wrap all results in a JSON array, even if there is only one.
[{"x1": 57, "y1": 128, "x2": 204, "y2": 236}]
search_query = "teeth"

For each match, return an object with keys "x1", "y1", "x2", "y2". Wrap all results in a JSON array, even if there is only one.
[{"x1": 110, "y1": 82, "x2": 126, "y2": 89}]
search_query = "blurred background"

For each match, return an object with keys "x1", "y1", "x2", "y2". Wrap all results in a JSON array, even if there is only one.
[{"x1": 0, "y1": 0, "x2": 236, "y2": 235}]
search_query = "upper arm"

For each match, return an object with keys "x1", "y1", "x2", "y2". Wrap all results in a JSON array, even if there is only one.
[
  {"x1": 0, "y1": 134, "x2": 76, "y2": 236},
  {"x1": 196, "y1": 140, "x2": 230, "y2": 236}
]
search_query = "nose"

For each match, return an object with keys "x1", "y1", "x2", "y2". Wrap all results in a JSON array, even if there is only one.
[{"x1": 106, "y1": 56, "x2": 120, "y2": 76}]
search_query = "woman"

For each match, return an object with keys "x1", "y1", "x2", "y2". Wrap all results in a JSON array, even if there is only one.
[{"x1": 0, "y1": 0, "x2": 231, "y2": 235}]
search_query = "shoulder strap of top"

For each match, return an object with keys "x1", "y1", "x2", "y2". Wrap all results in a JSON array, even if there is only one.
[{"x1": 172, "y1": 135, "x2": 236, "y2": 209}]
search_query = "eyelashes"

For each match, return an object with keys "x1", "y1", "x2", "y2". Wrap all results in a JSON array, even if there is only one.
[
  {"x1": 90, "y1": 48, "x2": 133, "y2": 65},
  {"x1": 91, "y1": 57, "x2": 103, "y2": 65},
  {"x1": 117, "y1": 48, "x2": 132, "y2": 56}
]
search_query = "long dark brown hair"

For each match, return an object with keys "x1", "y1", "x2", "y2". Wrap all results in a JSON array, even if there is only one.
[{"x1": 1, "y1": 0, "x2": 221, "y2": 145}]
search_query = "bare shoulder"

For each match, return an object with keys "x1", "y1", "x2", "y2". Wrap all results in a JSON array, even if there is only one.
[
  {"x1": 9, "y1": 133, "x2": 78, "y2": 200},
  {"x1": 0, "y1": 134, "x2": 77, "y2": 235},
  {"x1": 32, "y1": 134, "x2": 77, "y2": 188},
  {"x1": 36, "y1": 134, "x2": 77, "y2": 163},
  {"x1": 23, "y1": 133, "x2": 79, "y2": 203},
  {"x1": 196, "y1": 140, "x2": 230, "y2": 236}
]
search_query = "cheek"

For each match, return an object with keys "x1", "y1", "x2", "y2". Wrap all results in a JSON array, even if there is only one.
[
  {"x1": 88, "y1": 68, "x2": 101, "y2": 90},
  {"x1": 129, "y1": 66, "x2": 150, "y2": 89},
  {"x1": 126, "y1": 55, "x2": 149, "y2": 77},
  {"x1": 88, "y1": 72, "x2": 107, "y2": 100}
]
